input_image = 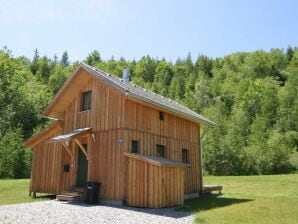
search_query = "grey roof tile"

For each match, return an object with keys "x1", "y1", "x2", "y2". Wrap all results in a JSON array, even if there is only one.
[{"x1": 81, "y1": 63, "x2": 216, "y2": 127}]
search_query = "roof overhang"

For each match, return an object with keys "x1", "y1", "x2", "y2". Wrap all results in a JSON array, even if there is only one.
[
  {"x1": 42, "y1": 67, "x2": 93, "y2": 119},
  {"x1": 24, "y1": 121, "x2": 63, "y2": 148},
  {"x1": 81, "y1": 63, "x2": 216, "y2": 127},
  {"x1": 49, "y1": 127, "x2": 92, "y2": 143},
  {"x1": 124, "y1": 152, "x2": 190, "y2": 168},
  {"x1": 126, "y1": 93, "x2": 216, "y2": 127}
]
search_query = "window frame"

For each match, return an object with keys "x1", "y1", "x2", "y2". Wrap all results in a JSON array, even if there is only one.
[
  {"x1": 131, "y1": 140, "x2": 139, "y2": 154},
  {"x1": 81, "y1": 90, "x2": 92, "y2": 111},
  {"x1": 182, "y1": 148, "x2": 189, "y2": 164},
  {"x1": 63, "y1": 164, "x2": 70, "y2": 172},
  {"x1": 156, "y1": 144, "x2": 166, "y2": 157},
  {"x1": 159, "y1": 111, "x2": 164, "y2": 121}
]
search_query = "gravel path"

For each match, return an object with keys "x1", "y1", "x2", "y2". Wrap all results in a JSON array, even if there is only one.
[{"x1": 0, "y1": 200, "x2": 194, "y2": 224}]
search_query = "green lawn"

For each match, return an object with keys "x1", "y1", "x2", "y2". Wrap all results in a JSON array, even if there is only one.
[
  {"x1": 184, "y1": 174, "x2": 298, "y2": 224},
  {"x1": 1, "y1": 176, "x2": 298, "y2": 224},
  {"x1": 0, "y1": 179, "x2": 53, "y2": 205}
]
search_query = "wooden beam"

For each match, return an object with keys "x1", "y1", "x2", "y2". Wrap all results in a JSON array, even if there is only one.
[
  {"x1": 62, "y1": 142, "x2": 75, "y2": 160},
  {"x1": 87, "y1": 136, "x2": 92, "y2": 181},
  {"x1": 74, "y1": 138, "x2": 89, "y2": 160}
]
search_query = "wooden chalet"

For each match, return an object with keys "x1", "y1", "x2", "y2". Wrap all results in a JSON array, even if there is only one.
[{"x1": 24, "y1": 63, "x2": 216, "y2": 208}]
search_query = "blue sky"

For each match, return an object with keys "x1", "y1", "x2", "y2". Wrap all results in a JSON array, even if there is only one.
[{"x1": 0, "y1": 0, "x2": 297, "y2": 62}]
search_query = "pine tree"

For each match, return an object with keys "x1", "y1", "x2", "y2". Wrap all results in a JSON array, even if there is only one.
[
  {"x1": 60, "y1": 51, "x2": 70, "y2": 67},
  {"x1": 85, "y1": 50, "x2": 101, "y2": 66},
  {"x1": 30, "y1": 48, "x2": 40, "y2": 75}
]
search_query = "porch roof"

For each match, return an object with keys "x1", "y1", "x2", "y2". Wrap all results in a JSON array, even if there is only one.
[
  {"x1": 24, "y1": 121, "x2": 63, "y2": 148},
  {"x1": 124, "y1": 152, "x2": 190, "y2": 168},
  {"x1": 49, "y1": 127, "x2": 92, "y2": 143}
]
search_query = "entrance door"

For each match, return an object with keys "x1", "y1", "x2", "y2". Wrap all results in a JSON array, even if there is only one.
[{"x1": 76, "y1": 145, "x2": 88, "y2": 187}]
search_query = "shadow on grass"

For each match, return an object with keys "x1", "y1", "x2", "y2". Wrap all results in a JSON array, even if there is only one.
[
  {"x1": 63, "y1": 200, "x2": 192, "y2": 219},
  {"x1": 181, "y1": 194, "x2": 253, "y2": 212},
  {"x1": 57, "y1": 195, "x2": 252, "y2": 219}
]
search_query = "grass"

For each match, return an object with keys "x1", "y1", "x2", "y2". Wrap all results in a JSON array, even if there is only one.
[
  {"x1": 0, "y1": 179, "x2": 53, "y2": 205},
  {"x1": 1, "y1": 175, "x2": 298, "y2": 224},
  {"x1": 183, "y1": 174, "x2": 298, "y2": 224}
]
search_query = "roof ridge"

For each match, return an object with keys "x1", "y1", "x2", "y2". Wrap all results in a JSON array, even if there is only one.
[
  {"x1": 80, "y1": 63, "x2": 216, "y2": 127},
  {"x1": 82, "y1": 62, "x2": 183, "y2": 105}
]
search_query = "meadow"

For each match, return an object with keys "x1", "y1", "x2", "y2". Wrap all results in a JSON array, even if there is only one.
[
  {"x1": 1, "y1": 175, "x2": 297, "y2": 224},
  {"x1": 185, "y1": 174, "x2": 298, "y2": 224},
  {"x1": 0, "y1": 179, "x2": 53, "y2": 205}
]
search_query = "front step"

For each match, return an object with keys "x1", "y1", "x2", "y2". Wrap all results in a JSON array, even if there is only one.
[
  {"x1": 56, "y1": 194, "x2": 80, "y2": 201},
  {"x1": 61, "y1": 191, "x2": 81, "y2": 197},
  {"x1": 56, "y1": 186, "x2": 85, "y2": 201},
  {"x1": 68, "y1": 187, "x2": 85, "y2": 193}
]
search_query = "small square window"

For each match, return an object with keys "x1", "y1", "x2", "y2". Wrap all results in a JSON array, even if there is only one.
[
  {"x1": 81, "y1": 91, "x2": 92, "y2": 111},
  {"x1": 159, "y1": 112, "x2": 164, "y2": 121},
  {"x1": 131, "y1": 140, "x2": 139, "y2": 154},
  {"x1": 182, "y1": 149, "x2": 189, "y2": 164},
  {"x1": 156, "y1": 144, "x2": 165, "y2": 157},
  {"x1": 63, "y1": 164, "x2": 70, "y2": 172}
]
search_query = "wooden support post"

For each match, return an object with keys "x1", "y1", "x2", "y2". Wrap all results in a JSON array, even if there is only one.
[
  {"x1": 62, "y1": 142, "x2": 75, "y2": 161},
  {"x1": 87, "y1": 135, "x2": 92, "y2": 181},
  {"x1": 32, "y1": 192, "x2": 36, "y2": 198},
  {"x1": 74, "y1": 138, "x2": 89, "y2": 160}
]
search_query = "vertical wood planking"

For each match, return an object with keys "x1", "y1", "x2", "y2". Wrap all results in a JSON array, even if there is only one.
[{"x1": 30, "y1": 72, "x2": 203, "y2": 204}]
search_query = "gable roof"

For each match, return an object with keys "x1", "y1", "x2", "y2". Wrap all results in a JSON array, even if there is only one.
[{"x1": 43, "y1": 63, "x2": 216, "y2": 127}]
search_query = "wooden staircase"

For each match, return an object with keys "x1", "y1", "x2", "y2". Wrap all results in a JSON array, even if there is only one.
[{"x1": 56, "y1": 187, "x2": 85, "y2": 201}]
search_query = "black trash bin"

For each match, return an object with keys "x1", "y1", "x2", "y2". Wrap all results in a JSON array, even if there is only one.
[{"x1": 85, "y1": 181, "x2": 101, "y2": 204}]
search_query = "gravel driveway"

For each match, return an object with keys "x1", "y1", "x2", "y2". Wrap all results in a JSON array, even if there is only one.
[{"x1": 0, "y1": 200, "x2": 194, "y2": 224}]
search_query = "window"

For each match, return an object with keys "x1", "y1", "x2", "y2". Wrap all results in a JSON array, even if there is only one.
[
  {"x1": 156, "y1": 144, "x2": 165, "y2": 157},
  {"x1": 63, "y1": 164, "x2": 70, "y2": 172},
  {"x1": 81, "y1": 91, "x2": 92, "y2": 111},
  {"x1": 182, "y1": 149, "x2": 189, "y2": 164},
  {"x1": 131, "y1": 140, "x2": 139, "y2": 154},
  {"x1": 159, "y1": 111, "x2": 164, "y2": 121}
]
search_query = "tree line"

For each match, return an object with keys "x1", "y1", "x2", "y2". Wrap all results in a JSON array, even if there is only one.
[{"x1": 0, "y1": 47, "x2": 297, "y2": 178}]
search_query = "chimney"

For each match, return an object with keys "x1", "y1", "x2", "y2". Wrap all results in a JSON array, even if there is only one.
[{"x1": 122, "y1": 67, "x2": 129, "y2": 83}]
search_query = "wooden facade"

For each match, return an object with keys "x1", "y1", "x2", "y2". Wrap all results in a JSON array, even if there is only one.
[{"x1": 25, "y1": 63, "x2": 215, "y2": 208}]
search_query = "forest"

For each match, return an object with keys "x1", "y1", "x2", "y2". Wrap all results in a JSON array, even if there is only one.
[{"x1": 0, "y1": 47, "x2": 297, "y2": 178}]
